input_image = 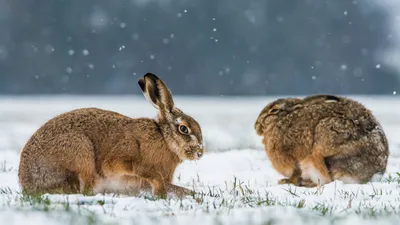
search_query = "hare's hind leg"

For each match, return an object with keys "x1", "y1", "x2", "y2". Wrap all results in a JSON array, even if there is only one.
[
  {"x1": 19, "y1": 139, "x2": 80, "y2": 195},
  {"x1": 40, "y1": 171, "x2": 80, "y2": 194},
  {"x1": 19, "y1": 168, "x2": 80, "y2": 195},
  {"x1": 327, "y1": 152, "x2": 386, "y2": 184},
  {"x1": 326, "y1": 157, "x2": 362, "y2": 184},
  {"x1": 51, "y1": 133, "x2": 100, "y2": 195}
]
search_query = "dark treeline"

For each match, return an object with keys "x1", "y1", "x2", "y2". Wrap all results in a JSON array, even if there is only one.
[{"x1": 0, "y1": 0, "x2": 399, "y2": 95}]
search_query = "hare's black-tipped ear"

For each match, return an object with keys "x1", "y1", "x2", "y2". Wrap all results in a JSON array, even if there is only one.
[
  {"x1": 138, "y1": 73, "x2": 175, "y2": 112},
  {"x1": 138, "y1": 78, "x2": 145, "y2": 92},
  {"x1": 138, "y1": 77, "x2": 158, "y2": 110}
]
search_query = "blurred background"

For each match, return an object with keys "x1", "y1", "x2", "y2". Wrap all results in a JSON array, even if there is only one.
[
  {"x1": 0, "y1": 0, "x2": 400, "y2": 96},
  {"x1": 0, "y1": 1, "x2": 400, "y2": 165}
]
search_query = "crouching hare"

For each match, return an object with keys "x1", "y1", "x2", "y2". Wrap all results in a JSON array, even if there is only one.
[
  {"x1": 255, "y1": 94, "x2": 389, "y2": 187},
  {"x1": 18, "y1": 73, "x2": 204, "y2": 197}
]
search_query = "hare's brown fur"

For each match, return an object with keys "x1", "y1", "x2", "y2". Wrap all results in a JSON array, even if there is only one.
[
  {"x1": 18, "y1": 73, "x2": 204, "y2": 197},
  {"x1": 255, "y1": 94, "x2": 389, "y2": 187}
]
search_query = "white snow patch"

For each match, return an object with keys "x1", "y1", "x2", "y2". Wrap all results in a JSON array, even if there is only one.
[{"x1": 0, "y1": 96, "x2": 400, "y2": 224}]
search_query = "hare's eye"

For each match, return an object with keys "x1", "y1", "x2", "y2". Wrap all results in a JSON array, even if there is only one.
[
  {"x1": 269, "y1": 108, "x2": 279, "y2": 114},
  {"x1": 179, "y1": 125, "x2": 189, "y2": 134}
]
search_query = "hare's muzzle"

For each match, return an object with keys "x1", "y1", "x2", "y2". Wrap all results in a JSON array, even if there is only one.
[
  {"x1": 191, "y1": 147, "x2": 204, "y2": 160},
  {"x1": 184, "y1": 143, "x2": 204, "y2": 160}
]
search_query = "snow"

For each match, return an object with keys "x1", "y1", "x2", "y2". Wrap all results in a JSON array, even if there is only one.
[{"x1": 1, "y1": 96, "x2": 400, "y2": 225}]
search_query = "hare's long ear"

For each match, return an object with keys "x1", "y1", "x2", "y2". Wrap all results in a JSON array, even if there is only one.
[{"x1": 138, "y1": 73, "x2": 175, "y2": 112}]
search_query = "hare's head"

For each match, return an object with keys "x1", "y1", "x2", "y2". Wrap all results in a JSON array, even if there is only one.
[
  {"x1": 138, "y1": 73, "x2": 204, "y2": 161},
  {"x1": 255, "y1": 98, "x2": 303, "y2": 135}
]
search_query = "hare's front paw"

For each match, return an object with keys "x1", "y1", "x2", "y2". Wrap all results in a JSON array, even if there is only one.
[
  {"x1": 152, "y1": 183, "x2": 194, "y2": 199},
  {"x1": 167, "y1": 184, "x2": 195, "y2": 197},
  {"x1": 298, "y1": 179, "x2": 317, "y2": 188},
  {"x1": 278, "y1": 177, "x2": 317, "y2": 188},
  {"x1": 151, "y1": 183, "x2": 168, "y2": 199},
  {"x1": 278, "y1": 178, "x2": 296, "y2": 185},
  {"x1": 176, "y1": 186, "x2": 195, "y2": 196},
  {"x1": 278, "y1": 175, "x2": 301, "y2": 186}
]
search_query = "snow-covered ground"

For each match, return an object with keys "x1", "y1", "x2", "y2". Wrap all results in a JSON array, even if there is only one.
[{"x1": 1, "y1": 95, "x2": 400, "y2": 225}]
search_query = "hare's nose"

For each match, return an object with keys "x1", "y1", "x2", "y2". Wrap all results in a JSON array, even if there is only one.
[{"x1": 197, "y1": 151, "x2": 203, "y2": 158}]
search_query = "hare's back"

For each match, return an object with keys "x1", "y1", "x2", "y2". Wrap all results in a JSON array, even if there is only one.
[
  {"x1": 303, "y1": 97, "x2": 376, "y2": 123},
  {"x1": 21, "y1": 107, "x2": 138, "y2": 154},
  {"x1": 36, "y1": 107, "x2": 132, "y2": 135}
]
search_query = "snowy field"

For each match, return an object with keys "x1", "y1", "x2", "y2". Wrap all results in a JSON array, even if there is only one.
[{"x1": 1, "y1": 95, "x2": 400, "y2": 225}]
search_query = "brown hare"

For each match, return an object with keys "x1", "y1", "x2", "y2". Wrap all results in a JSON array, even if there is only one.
[
  {"x1": 18, "y1": 73, "x2": 204, "y2": 197},
  {"x1": 255, "y1": 94, "x2": 389, "y2": 187}
]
